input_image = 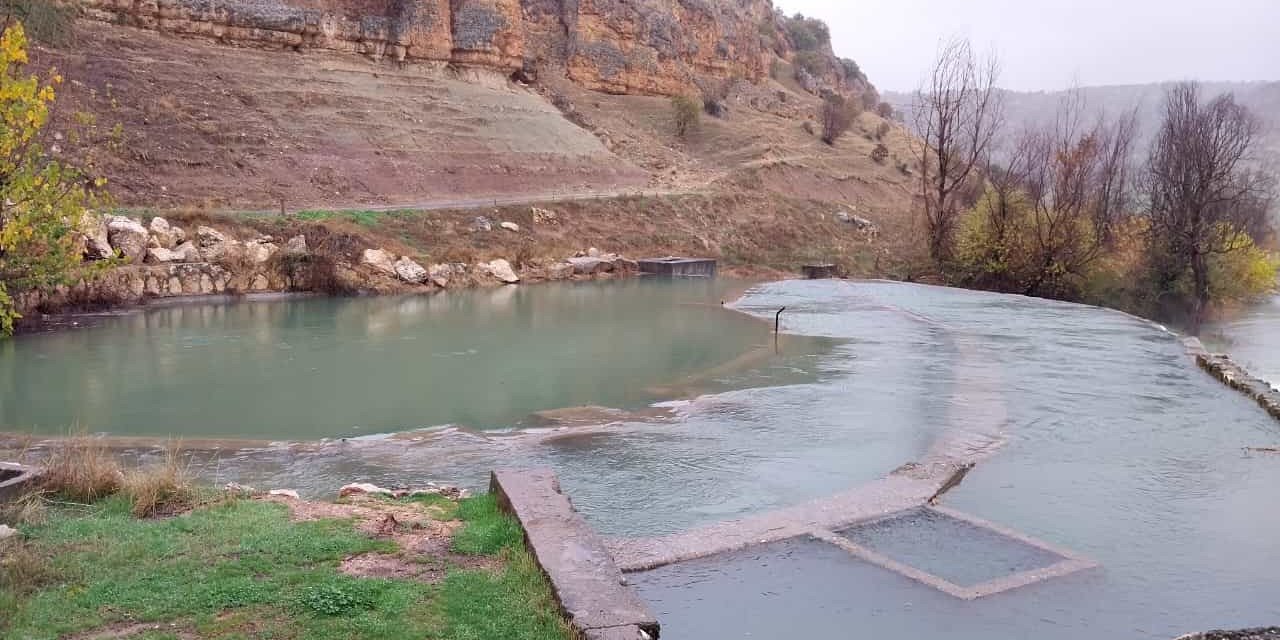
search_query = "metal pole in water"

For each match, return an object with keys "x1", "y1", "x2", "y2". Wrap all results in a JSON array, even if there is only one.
[{"x1": 774, "y1": 307, "x2": 786, "y2": 353}]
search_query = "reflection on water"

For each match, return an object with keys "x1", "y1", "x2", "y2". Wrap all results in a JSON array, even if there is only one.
[
  {"x1": 0, "y1": 279, "x2": 836, "y2": 439},
  {"x1": 1203, "y1": 295, "x2": 1280, "y2": 388}
]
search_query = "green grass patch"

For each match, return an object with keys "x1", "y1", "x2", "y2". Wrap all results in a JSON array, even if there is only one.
[
  {"x1": 1, "y1": 494, "x2": 568, "y2": 640},
  {"x1": 451, "y1": 494, "x2": 524, "y2": 556},
  {"x1": 293, "y1": 209, "x2": 418, "y2": 227}
]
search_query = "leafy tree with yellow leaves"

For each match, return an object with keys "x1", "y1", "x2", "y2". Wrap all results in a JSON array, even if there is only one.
[{"x1": 0, "y1": 22, "x2": 107, "y2": 335}]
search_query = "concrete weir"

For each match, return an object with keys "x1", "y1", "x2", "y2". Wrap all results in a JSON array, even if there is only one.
[
  {"x1": 637, "y1": 258, "x2": 717, "y2": 278},
  {"x1": 490, "y1": 469, "x2": 659, "y2": 640},
  {"x1": 603, "y1": 461, "x2": 969, "y2": 572}
]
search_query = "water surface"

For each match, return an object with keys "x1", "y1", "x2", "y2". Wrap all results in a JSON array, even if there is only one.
[
  {"x1": 1204, "y1": 295, "x2": 1280, "y2": 388},
  {"x1": 0, "y1": 279, "x2": 834, "y2": 439}
]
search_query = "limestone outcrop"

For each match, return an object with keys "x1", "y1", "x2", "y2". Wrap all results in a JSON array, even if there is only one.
[{"x1": 73, "y1": 0, "x2": 867, "y2": 99}]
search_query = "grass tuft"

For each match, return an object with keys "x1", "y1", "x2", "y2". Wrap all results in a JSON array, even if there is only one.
[
  {"x1": 120, "y1": 444, "x2": 198, "y2": 518},
  {"x1": 451, "y1": 494, "x2": 523, "y2": 556},
  {"x1": 39, "y1": 434, "x2": 123, "y2": 503}
]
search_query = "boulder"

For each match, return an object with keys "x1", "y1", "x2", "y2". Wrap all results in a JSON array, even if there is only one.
[
  {"x1": 282, "y1": 235, "x2": 308, "y2": 256},
  {"x1": 268, "y1": 489, "x2": 300, "y2": 499},
  {"x1": 568, "y1": 256, "x2": 612, "y2": 275},
  {"x1": 394, "y1": 256, "x2": 428, "y2": 284},
  {"x1": 107, "y1": 216, "x2": 149, "y2": 263},
  {"x1": 172, "y1": 241, "x2": 201, "y2": 263},
  {"x1": 469, "y1": 216, "x2": 493, "y2": 232},
  {"x1": 195, "y1": 226, "x2": 245, "y2": 262},
  {"x1": 531, "y1": 207, "x2": 558, "y2": 224},
  {"x1": 428, "y1": 263, "x2": 454, "y2": 288},
  {"x1": 201, "y1": 239, "x2": 244, "y2": 263},
  {"x1": 196, "y1": 225, "x2": 229, "y2": 248},
  {"x1": 483, "y1": 258, "x2": 520, "y2": 284},
  {"x1": 145, "y1": 247, "x2": 184, "y2": 264},
  {"x1": 149, "y1": 217, "x2": 185, "y2": 249},
  {"x1": 361, "y1": 249, "x2": 398, "y2": 276},
  {"x1": 409, "y1": 483, "x2": 469, "y2": 500},
  {"x1": 338, "y1": 482, "x2": 395, "y2": 498},
  {"x1": 836, "y1": 211, "x2": 877, "y2": 231},
  {"x1": 587, "y1": 247, "x2": 602, "y2": 258},
  {"x1": 500, "y1": 221, "x2": 520, "y2": 232},
  {"x1": 245, "y1": 241, "x2": 278, "y2": 265},
  {"x1": 547, "y1": 262, "x2": 574, "y2": 280},
  {"x1": 0, "y1": 524, "x2": 16, "y2": 543},
  {"x1": 80, "y1": 212, "x2": 114, "y2": 260}
]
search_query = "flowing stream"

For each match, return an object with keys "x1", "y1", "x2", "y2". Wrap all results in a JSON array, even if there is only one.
[{"x1": 2, "y1": 279, "x2": 1278, "y2": 638}]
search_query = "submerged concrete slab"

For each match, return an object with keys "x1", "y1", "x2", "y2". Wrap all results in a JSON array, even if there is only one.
[
  {"x1": 491, "y1": 468, "x2": 660, "y2": 638},
  {"x1": 605, "y1": 462, "x2": 969, "y2": 572}
]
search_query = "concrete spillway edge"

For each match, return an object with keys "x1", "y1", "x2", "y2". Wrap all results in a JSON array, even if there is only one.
[{"x1": 490, "y1": 468, "x2": 659, "y2": 640}]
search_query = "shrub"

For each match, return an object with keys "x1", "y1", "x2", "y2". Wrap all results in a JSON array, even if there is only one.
[
  {"x1": 0, "y1": 23, "x2": 108, "y2": 335},
  {"x1": 671, "y1": 95, "x2": 700, "y2": 138},
  {"x1": 874, "y1": 121, "x2": 892, "y2": 141},
  {"x1": 839, "y1": 58, "x2": 862, "y2": 82},
  {"x1": 871, "y1": 144, "x2": 890, "y2": 163},
  {"x1": 876, "y1": 101, "x2": 895, "y2": 119},
  {"x1": 784, "y1": 13, "x2": 829, "y2": 52},
  {"x1": 793, "y1": 50, "x2": 827, "y2": 78},
  {"x1": 820, "y1": 94, "x2": 857, "y2": 145}
]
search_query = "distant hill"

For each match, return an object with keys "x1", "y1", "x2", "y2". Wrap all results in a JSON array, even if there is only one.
[{"x1": 885, "y1": 82, "x2": 1280, "y2": 168}]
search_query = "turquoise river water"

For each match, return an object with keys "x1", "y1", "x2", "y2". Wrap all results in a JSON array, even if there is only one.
[{"x1": 2, "y1": 279, "x2": 1278, "y2": 638}]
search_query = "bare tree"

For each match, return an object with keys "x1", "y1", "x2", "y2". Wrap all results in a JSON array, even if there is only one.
[
  {"x1": 913, "y1": 38, "x2": 1002, "y2": 264},
  {"x1": 820, "y1": 94, "x2": 858, "y2": 145},
  {"x1": 1090, "y1": 107, "x2": 1139, "y2": 243},
  {"x1": 1145, "y1": 82, "x2": 1274, "y2": 331},
  {"x1": 966, "y1": 90, "x2": 1138, "y2": 299}
]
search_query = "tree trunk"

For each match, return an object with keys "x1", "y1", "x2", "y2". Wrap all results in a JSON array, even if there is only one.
[{"x1": 1190, "y1": 250, "x2": 1210, "y2": 333}]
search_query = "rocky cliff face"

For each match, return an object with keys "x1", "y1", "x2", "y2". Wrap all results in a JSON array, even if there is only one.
[{"x1": 75, "y1": 0, "x2": 861, "y2": 98}]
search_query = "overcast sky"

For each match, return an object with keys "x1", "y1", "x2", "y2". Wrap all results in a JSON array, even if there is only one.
[{"x1": 774, "y1": 0, "x2": 1280, "y2": 92}]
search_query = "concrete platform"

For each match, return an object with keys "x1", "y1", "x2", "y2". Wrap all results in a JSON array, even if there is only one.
[
  {"x1": 0, "y1": 462, "x2": 41, "y2": 502},
  {"x1": 637, "y1": 258, "x2": 717, "y2": 278},
  {"x1": 491, "y1": 468, "x2": 659, "y2": 639}
]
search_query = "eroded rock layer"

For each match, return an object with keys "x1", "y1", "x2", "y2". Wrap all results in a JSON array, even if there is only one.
[{"x1": 74, "y1": 0, "x2": 825, "y2": 96}]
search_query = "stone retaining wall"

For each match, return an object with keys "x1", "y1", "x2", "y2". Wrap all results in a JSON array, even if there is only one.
[{"x1": 1192, "y1": 348, "x2": 1280, "y2": 422}]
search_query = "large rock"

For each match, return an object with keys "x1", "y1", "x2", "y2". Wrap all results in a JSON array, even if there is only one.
[
  {"x1": 107, "y1": 216, "x2": 149, "y2": 263},
  {"x1": 546, "y1": 262, "x2": 574, "y2": 280},
  {"x1": 361, "y1": 248, "x2": 398, "y2": 276},
  {"x1": 149, "y1": 217, "x2": 185, "y2": 249},
  {"x1": 244, "y1": 241, "x2": 279, "y2": 265},
  {"x1": 195, "y1": 226, "x2": 244, "y2": 262},
  {"x1": 171, "y1": 242, "x2": 201, "y2": 263},
  {"x1": 500, "y1": 221, "x2": 520, "y2": 232},
  {"x1": 428, "y1": 263, "x2": 454, "y2": 288},
  {"x1": 196, "y1": 226, "x2": 229, "y2": 248},
  {"x1": 483, "y1": 258, "x2": 520, "y2": 284},
  {"x1": 568, "y1": 256, "x2": 613, "y2": 275},
  {"x1": 394, "y1": 256, "x2": 428, "y2": 283},
  {"x1": 80, "y1": 212, "x2": 114, "y2": 260},
  {"x1": 145, "y1": 247, "x2": 184, "y2": 263},
  {"x1": 338, "y1": 482, "x2": 395, "y2": 498}
]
